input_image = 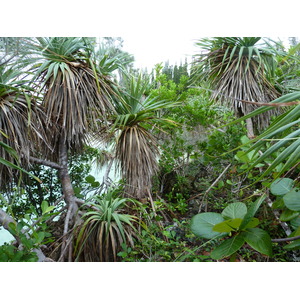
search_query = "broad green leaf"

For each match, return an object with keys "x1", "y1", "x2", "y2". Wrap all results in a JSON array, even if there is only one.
[
  {"x1": 190, "y1": 213, "x2": 225, "y2": 239},
  {"x1": 279, "y1": 209, "x2": 299, "y2": 222},
  {"x1": 240, "y1": 195, "x2": 266, "y2": 230},
  {"x1": 290, "y1": 216, "x2": 300, "y2": 230},
  {"x1": 243, "y1": 217, "x2": 260, "y2": 229},
  {"x1": 20, "y1": 236, "x2": 33, "y2": 249},
  {"x1": 222, "y1": 202, "x2": 247, "y2": 220},
  {"x1": 283, "y1": 188, "x2": 300, "y2": 211},
  {"x1": 43, "y1": 206, "x2": 56, "y2": 214},
  {"x1": 41, "y1": 201, "x2": 48, "y2": 214},
  {"x1": 85, "y1": 175, "x2": 95, "y2": 183},
  {"x1": 91, "y1": 181, "x2": 100, "y2": 188},
  {"x1": 272, "y1": 197, "x2": 285, "y2": 209},
  {"x1": 244, "y1": 228, "x2": 272, "y2": 256},
  {"x1": 36, "y1": 232, "x2": 45, "y2": 244},
  {"x1": 283, "y1": 239, "x2": 300, "y2": 250},
  {"x1": 213, "y1": 218, "x2": 242, "y2": 233},
  {"x1": 291, "y1": 226, "x2": 300, "y2": 237},
  {"x1": 235, "y1": 151, "x2": 249, "y2": 163},
  {"x1": 270, "y1": 178, "x2": 294, "y2": 196},
  {"x1": 210, "y1": 233, "x2": 246, "y2": 260},
  {"x1": 240, "y1": 135, "x2": 250, "y2": 145}
]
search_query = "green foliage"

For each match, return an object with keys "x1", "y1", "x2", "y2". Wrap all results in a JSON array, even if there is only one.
[
  {"x1": 0, "y1": 244, "x2": 38, "y2": 262},
  {"x1": 190, "y1": 213, "x2": 225, "y2": 239},
  {"x1": 190, "y1": 195, "x2": 273, "y2": 260},
  {"x1": 269, "y1": 178, "x2": 300, "y2": 250},
  {"x1": 0, "y1": 201, "x2": 55, "y2": 262}
]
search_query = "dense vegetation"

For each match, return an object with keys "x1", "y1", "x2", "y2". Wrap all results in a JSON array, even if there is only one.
[{"x1": 1, "y1": 37, "x2": 300, "y2": 262}]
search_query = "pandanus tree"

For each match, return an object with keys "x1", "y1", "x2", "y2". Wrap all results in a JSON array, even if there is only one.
[
  {"x1": 7, "y1": 37, "x2": 120, "y2": 261},
  {"x1": 104, "y1": 73, "x2": 177, "y2": 199},
  {"x1": 192, "y1": 37, "x2": 281, "y2": 138}
]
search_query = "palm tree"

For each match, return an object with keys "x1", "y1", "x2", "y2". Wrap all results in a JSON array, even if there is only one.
[
  {"x1": 103, "y1": 73, "x2": 177, "y2": 199},
  {"x1": 16, "y1": 37, "x2": 121, "y2": 261},
  {"x1": 192, "y1": 37, "x2": 281, "y2": 138}
]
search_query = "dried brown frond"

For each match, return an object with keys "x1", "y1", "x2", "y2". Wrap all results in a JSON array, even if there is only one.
[
  {"x1": 211, "y1": 56, "x2": 281, "y2": 131},
  {"x1": 41, "y1": 63, "x2": 116, "y2": 155},
  {"x1": 0, "y1": 93, "x2": 49, "y2": 190},
  {"x1": 115, "y1": 125, "x2": 159, "y2": 199}
]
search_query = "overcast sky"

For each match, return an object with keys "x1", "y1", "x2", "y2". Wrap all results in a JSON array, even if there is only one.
[{"x1": 122, "y1": 36, "x2": 198, "y2": 70}]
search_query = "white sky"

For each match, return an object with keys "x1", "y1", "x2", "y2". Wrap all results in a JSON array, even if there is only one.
[{"x1": 122, "y1": 36, "x2": 198, "y2": 70}]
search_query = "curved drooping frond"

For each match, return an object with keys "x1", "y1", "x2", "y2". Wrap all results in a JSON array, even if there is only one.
[
  {"x1": 212, "y1": 56, "x2": 280, "y2": 131},
  {"x1": 0, "y1": 61, "x2": 48, "y2": 190},
  {"x1": 116, "y1": 125, "x2": 159, "y2": 199},
  {"x1": 26, "y1": 37, "x2": 117, "y2": 153},
  {"x1": 192, "y1": 37, "x2": 281, "y2": 133}
]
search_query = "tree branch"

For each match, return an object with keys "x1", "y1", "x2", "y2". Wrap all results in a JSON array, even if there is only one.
[
  {"x1": 272, "y1": 235, "x2": 300, "y2": 243},
  {"x1": 29, "y1": 156, "x2": 62, "y2": 170}
]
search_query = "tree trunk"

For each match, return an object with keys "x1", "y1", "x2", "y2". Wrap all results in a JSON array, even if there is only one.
[
  {"x1": 58, "y1": 137, "x2": 78, "y2": 219},
  {"x1": 57, "y1": 135, "x2": 80, "y2": 261}
]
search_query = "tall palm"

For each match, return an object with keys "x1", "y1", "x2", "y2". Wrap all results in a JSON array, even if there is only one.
[
  {"x1": 192, "y1": 37, "x2": 281, "y2": 137},
  {"x1": 103, "y1": 73, "x2": 177, "y2": 199},
  {"x1": 19, "y1": 37, "x2": 121, "y2": 261}
]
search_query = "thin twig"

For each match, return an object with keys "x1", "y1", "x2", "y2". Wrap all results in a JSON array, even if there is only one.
[
  {"x1": 199, "y1": 164, "x2": 231, "y2": 213},
  {"x1": 272, "y1": 235, "x2": 300, "y2": 243}
]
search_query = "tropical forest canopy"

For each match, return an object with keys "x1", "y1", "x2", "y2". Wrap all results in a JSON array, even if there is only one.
[{"x1": 1, "y1": 37, "x2": 300, "y2": 262}]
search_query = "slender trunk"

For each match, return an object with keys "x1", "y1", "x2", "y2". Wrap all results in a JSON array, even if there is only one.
[
  {"x1": 58, "y1": 137, "x2": 78, "y2": 218},
  {"x1": 57, "y1": 135, "x2": 79, "y2": 261}
]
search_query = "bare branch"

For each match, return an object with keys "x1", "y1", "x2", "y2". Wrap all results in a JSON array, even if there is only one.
[
  {"x1": 272, "y1": 235, "x2": 300, "y2": 243},
  {"x1": 29, "y1": 156, "x2": 62, "y2": 170}
]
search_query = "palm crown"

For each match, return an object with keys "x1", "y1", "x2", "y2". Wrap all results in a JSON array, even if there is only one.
[{"x1": 192, "y1": 37, "x2": 280, "y2": 135}]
